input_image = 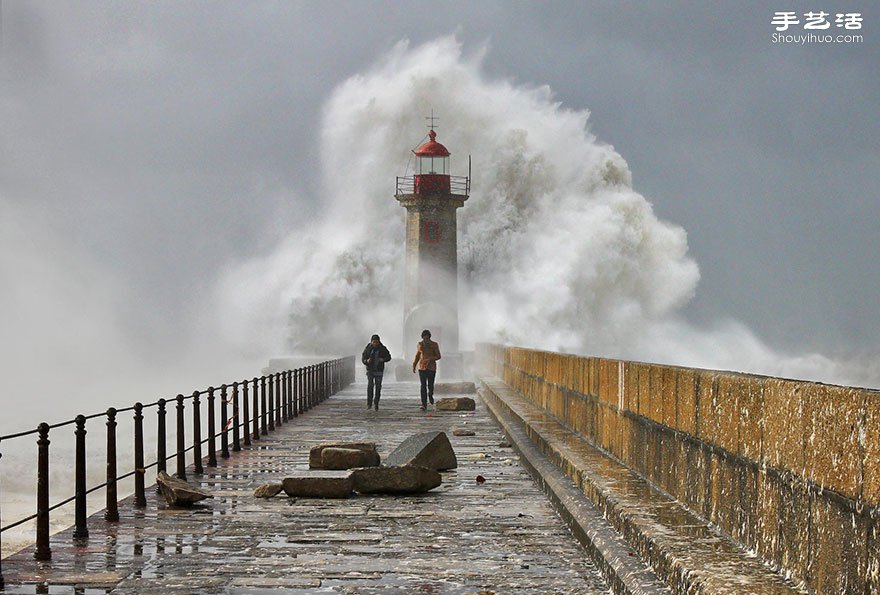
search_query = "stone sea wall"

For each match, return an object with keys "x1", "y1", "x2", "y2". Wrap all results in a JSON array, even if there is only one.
[{"x1": 477, "y1": 343, "x2": 880, "y2": 594}]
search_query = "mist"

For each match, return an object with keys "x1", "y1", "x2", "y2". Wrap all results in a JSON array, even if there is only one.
[{"x1": 213, "y1": 36, "x2": 880, "y2": 388}]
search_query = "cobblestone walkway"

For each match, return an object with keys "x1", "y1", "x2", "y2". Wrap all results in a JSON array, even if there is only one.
[{"x1": 3, "y1": 381, "x2": 610, "y2": 594}]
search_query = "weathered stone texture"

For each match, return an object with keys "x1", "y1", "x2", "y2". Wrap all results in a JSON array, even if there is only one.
[
  {"x1": 350, "y1": 465, "x2": 441, "y2": 494},
  {"x1": 281, "y1": 474, "x2": 353, "y2": 498},
  {"x1": 253, "y1": 483, "x2": 283, "y2": 498},
  {"x1": 384, "y1": 431, "x2": 457, "y2": 470},
  {"x1": 309, "y1": 442, "x2": 378, "y2": 469},
  {"x1": 321, "y1": 447, "x2": 380, "y2": 470},
  {"x1": 803, "y1": 384, "x2": 862, "y2": 499},
  {"x1": 156, "y1": 471, "x2": 213, "y2": 507},
  {"x1": 434, "y1": 396, "x2": 475, "y2": 411}
]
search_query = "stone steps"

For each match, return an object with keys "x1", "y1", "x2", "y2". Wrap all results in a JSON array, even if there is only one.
[{"x1": 479, "y1": 376, "x2": 808, "y2": 595}]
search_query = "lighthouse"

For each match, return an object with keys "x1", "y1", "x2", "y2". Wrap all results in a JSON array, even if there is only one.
[{"x1": 395, "y1": 124, "x2": 470, "y2": 360}]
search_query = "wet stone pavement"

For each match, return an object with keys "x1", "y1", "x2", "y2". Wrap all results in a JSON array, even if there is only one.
[{"x1": 2, "y1": 381, "x2": 610, "y2": 594}]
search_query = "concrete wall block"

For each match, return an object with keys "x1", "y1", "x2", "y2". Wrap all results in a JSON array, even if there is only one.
[
  {"x1": 695, "y1": 370, "x2": 717, "y2": 444},
  {"x1": 636, "y1": 363, "x2": 650, "y2": 418},
  {"x1": 864, "y1": 391, "x2": 880, "y2": 504},
  {"x1": 709, "y1": 453, "x2": 741, "y2": 533},
  {"x1": 683, "y1": 441, "x2": 708, "y2": 516},
  {"x1": 763, "y1": 378, "x2": 805, "y2": 474},
  {"x1": 737, "y1": 462, "x2": 759, "y2": 546},
  {"x1": 661, "y1": 366, "x2": 677, "y2": 428},
  {"x1": 868, "y1": 519, "x2": 880, "y2": 595},
  {"x1": 648, "y1": 364, "x2": 664, "y2": 424},
  {"x1": 778, "y1": 480, "x2": 812, "y2": 585},
  {"x1": 807, "y1": 494, "x2": 869, "y2": 595},
  {"x1": 676, "y1": 368, "x2": 697, "y2": 435},
  {"x1": 713, "y1": 373, "x2": 740, "y2": 453},
  {"x1": 622, "y1": 362, "x2": 639, "y2": 414},
  {"x1": 755, "y1": 468, "x2": 781, "y2": 564},
  {"x1": 738, "y1": 376, "x2": 764, "y2": 460},
  {"x1": 804, "y1": 384, "x2": 862, "y2": 499}
]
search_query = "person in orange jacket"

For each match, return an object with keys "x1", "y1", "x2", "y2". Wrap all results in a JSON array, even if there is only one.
[{"x1": 412, "y1": 329, "x2": 441, "y2": 411}]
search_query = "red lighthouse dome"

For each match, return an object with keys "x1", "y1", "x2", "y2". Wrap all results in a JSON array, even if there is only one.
[{"x1": 414, "y1": 129, "x2": 450, "y2": 194}]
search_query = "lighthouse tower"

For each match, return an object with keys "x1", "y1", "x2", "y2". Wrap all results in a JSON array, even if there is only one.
[{"x1": 395, "y1": 125, "x2": 470, "y2": 357}]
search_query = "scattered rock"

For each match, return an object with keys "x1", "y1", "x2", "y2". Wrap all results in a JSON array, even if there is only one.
[
  {"x1": 435, "y1": 397, "x2": 476, "y2": 411},
  {"x1": 156, "y1": 471, "x2": 213, "y2": 507},
  {"x1": 433, "y1": 382, "x2": 477, "y2": 394},
  {"x1": 384, "y1": 431, "x2": 457, "y2": 471},
  {"x1": 452, "y1": 427, "x2": 475, "y2": 436},
  {"x1": 309, "y1": 442, "x2": 379, "y2": 469},
  {"x1": 282, "y1": 473, "x2": 353, "y2": 499},
  {"x1": 498, "y1": 441, "x2": 512, "y2": 448},
  {"x1": 254, "y1": 483, "x2": 283, "y2": 498},
  {"x1": 321, "y1": 447, "x2": 380, "y2": 470},
  {"x1": 350, "y1": 465, "x2": 441, "y2": 494},
  {"x1": 476, "y1": 475, "x2": 486, "y2": 484}
]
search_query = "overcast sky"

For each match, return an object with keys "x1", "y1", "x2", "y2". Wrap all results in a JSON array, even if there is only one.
[{"x1": 2, "y1": 1, "x2": 878, "y2": 378}]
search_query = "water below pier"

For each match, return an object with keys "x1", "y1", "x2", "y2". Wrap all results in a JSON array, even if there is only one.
[{"x1": 2, "y1": 381, "x2": 610, "y2": 594}]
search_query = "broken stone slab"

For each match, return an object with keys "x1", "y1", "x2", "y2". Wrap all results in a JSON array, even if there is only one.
[
  {"x1": 156, "y1": 471, "x2": 213, "y2": 507},
  {"x1": 282, "y1": 473, "x2": 353, "y2": 499},
  {"x1": 309, "y1": 442, "x2": 379, "y2": 469},
  {"x1": 384, "y1": 431, "x2": 457, "y2": 470},
  {"x1": 452, "y1": 427, "x2": 476, "y2": 436},
  {"x1": 321, "y1": 447, "x2": 381, "y2": 470},
  {"x1": 434, "y1": 382, "x2": 477, "y2": 394},
  {"x1": 435, "y1": 397, "x2": 476, "y2": 411},
  {"x1": 254, "y1": 483, "x2": 284, "y2": 498},
  {"x1": 350, "y1": 465, "x2": 442, "y2": 494}
]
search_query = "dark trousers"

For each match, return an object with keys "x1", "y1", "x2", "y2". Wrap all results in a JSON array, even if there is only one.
[
  {"x1": 418, "y1": 369, "x2": 436, "y2": 407},
  {"x1": 367, "y1": 373, "x2": 383, "y2": 406}
]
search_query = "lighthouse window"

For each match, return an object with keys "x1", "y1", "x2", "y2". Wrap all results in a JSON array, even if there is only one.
[
  {"x1": 417, "y1": 156, "x2": 448, "y2": 175},
  {"x1": 423, "y1": 221, "x2": 440, "y2": 243}
]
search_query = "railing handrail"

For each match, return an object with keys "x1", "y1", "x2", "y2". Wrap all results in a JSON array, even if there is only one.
[{"x1": 0, "y1": 355, "x2": 356, "y2": 573}]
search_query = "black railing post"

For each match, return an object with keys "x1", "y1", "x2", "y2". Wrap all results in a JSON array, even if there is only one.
[
  {"x1": 0, "y1": 452, "x2": 4, "y2": 588},
  {"x1": 157, "y1": 399, "x2": 167, "y2": 478},
  {"x1": 207, "y1": 387, "x2": 217, "y2": 466},
  {"x1": 293, "y1": 368, "x2": 299, "y2": 417},
  {"x1": 175, "y1": 395, "x2": 186, "y2": 480},
  {"x1": 73, "y1": 415, "x2": 89, "y2": 543},
  {"x1": 192, "y1": 391, "x2": 203, "y2": 474},
  {"x1": 288, "y1": 370, "x2": 293, "y2": 416},
  {"x1": 252, "y1": 378, "x2": 260, "y2": 441},
  {"x1": 275, "y1": 373, "x2": 282, "y2": 427},
  {"x1": 220, "y1": 384, "x2": 230, "y2": 458},
  {"x1": 242, "y1": 380, "x2": 251, "y2": 447},
  {"x1": 260, "y1": 376, "x2": 268, "y2": 435},
  {"x1": 105, "y1": 408, "x2": 119, "y2": 523},
  {"x1": 232, "y1": 382, "x2": 241, "y2": 452},
  {"x1": 34, "y1": 422, "x2": 51, "y2": 561},
  {"x1": 134, "y1": 403, "x2": 146, "y2": 507},
  {"x1": 268, "y1": 374, "x2": 275, "y2": 432},
  {"x1": 280, "y1": 371, "x2": 288, "y2": 423}
]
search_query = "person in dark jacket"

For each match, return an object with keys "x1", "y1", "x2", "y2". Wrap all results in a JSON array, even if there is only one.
[{"x1": 362, "y1": 334, "x2": 391, "y2": 410}]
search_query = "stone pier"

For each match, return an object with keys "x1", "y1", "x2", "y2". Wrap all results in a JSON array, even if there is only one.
[{"x1": 1, "y1": 382, "x2": 611, "y2": 594}]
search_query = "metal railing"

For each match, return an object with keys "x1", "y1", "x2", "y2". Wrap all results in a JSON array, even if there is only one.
[
  {"x1": 395, "y1": 174, "x2": 470, "y2": 196},
  {"x1": 0, "y1": 356, "x2": 355, "y2": 582}
]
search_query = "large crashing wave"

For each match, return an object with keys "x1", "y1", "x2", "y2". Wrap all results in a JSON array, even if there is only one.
[
  {"x1": 217, "y1": 36, "x2": 698, "y2": 358},
  {"x1": 213, "y1": 36, "x2": 879, "y2": 387}
]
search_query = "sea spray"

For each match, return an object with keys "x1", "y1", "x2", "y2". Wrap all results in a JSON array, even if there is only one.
[{"x1": 212, "y1": 35, "x2": 880, "y2": 388}]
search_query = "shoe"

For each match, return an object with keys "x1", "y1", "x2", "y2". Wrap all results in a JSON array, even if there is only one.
[
  {"x1": 419, "y1": 406, "x2": 426, "y2": 411},
  {"x1": 429, "y1": 397, "x2": 434, "y2": 405},
  {"x1": 374, "y1": 403, "x2": 379, "y2": 411},
  {"x1": 367, "y1": 402, "x2": 373, "y2": 410}
]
